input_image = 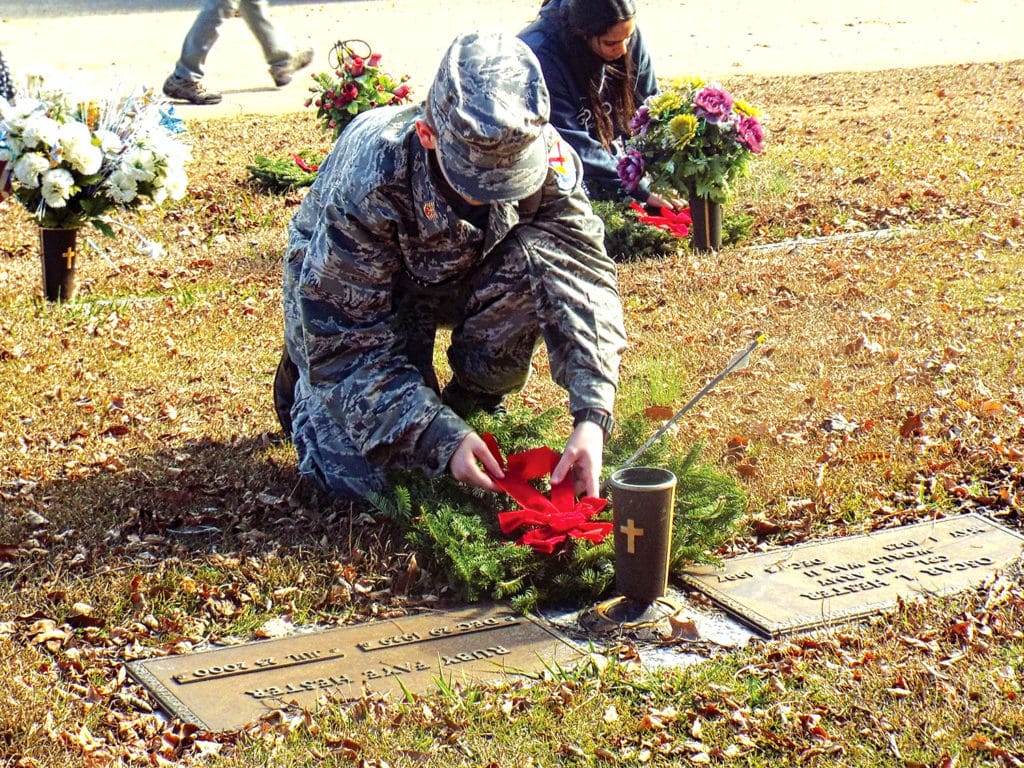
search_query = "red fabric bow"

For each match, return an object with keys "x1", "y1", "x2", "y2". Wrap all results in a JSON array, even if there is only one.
[
  {"x1": 292, "y1": 153, "x2": 320, "y2": 173},
  {"x1": 629, "y1": 201, "x2": 692, "y2": 237},
  {"x1": 482, "y1": 433, "x2": 612, "y2": 554}
]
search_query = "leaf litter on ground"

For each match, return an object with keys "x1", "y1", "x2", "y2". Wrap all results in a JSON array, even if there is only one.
[{"x1": 0, "y1": 60, "x2": 1022, "y2": 766}]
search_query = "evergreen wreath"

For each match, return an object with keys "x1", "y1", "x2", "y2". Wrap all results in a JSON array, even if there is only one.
[
  {"x1": 591, "y1": 199, "x2": 679, "y2": 263},
  {"x1": 367, "y1": 408, "x2": 746, "y2": 613},
  {"x1": 247, "y1": 149, "x2": 324, "y2": 192},
  {"x1": 591, "y1": 199, "x2": 755, "y2": 261}
]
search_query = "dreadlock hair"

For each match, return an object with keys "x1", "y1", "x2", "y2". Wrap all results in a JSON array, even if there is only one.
[{"x1": 561, "y1": 0, "x2": 638, "y2": 150}]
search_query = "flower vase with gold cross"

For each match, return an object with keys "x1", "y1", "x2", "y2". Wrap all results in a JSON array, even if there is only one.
[
  {"x1": 608, "y1": 466, "x2": 677, "y2": 603},
  {"x1": 39, "y1": 228, "x2": 79, "y2": 302},
  {"x1": 1, "y1": 79, "x2": 192, "y2": 302}
]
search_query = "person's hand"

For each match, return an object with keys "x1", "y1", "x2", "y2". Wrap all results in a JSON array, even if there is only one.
[
  {"x1": 449, "y1": 432, "x2": 504, "y2": 492},
  {"x1": 551, "y1": 420, "x2": 605, "y2": 499},
  {"x1": 646, "y1": 191, "x2": 687, "y2": 212}
]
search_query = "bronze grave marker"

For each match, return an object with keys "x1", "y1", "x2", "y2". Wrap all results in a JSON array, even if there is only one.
[
  {"x1": 682, "y1": 513, "x2": 1024, "y2": 637},
  {"x1": 127, "y1": 604, "x2": 581, "y2": 731}
]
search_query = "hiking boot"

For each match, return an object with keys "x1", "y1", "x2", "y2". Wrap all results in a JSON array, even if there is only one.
[
  {"x1": 162, "y1": 75, "x2": 222, "y2": 105},
  {"x1": 270, "y1": 47, "x2": 314, "y2": 87},
  {"x1": 441, "y1": 380, "x2": 506, "y2": 418},
  {"x1": 273, "y1": 346, "x2": 299, "y2": 437}
]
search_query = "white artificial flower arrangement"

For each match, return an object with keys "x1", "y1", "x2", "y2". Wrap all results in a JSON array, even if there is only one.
[{"x1": 0, "y1": 74, "x2": 191, "y2": 234}]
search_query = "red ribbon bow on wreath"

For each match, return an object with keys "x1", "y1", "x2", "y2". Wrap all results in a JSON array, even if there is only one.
[
  {"x1": 291, "y1": 153, "x2": 320, "y2": 173},
  {"x1": 482, "y1": 433, "x2": 612, "y2": 554},
  {"x1": 629, "y1": 201, "x2": 692, "y2": 238}
]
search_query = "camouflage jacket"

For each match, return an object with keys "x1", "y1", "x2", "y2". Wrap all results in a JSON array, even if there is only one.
[{"x1": 282, "y1": 104, "x2": 627, "y2": 477}]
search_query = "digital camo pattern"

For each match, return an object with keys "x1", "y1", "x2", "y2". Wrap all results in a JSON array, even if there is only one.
[
  {"x1": 428, "y1": 30, "x2": 550, "y2": 204},
  {"x1": 282, "y1": 103, "x2": 626, "y2": 499}
]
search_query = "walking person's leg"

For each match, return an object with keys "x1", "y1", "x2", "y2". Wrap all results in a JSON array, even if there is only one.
[
  {"x1": 163, "y1": 0, "x2": 234, "y2": 104},
  {"x1": 238, "y1": 0, "x2": 313, "y2": 86}
]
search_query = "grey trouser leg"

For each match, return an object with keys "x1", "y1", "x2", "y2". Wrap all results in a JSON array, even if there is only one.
[
  {"x1": 446, "y1": 238, "x2": 539, "y2": 398},
  {"x1": 237, "y1": 0, "x2": 291, "y2": 68},
  {"x1": 174, "y1": 0, "x2": 290, "y2": 80},
  {"x1": 290, "y1": 377, "x2": 388, "y2": 499}
]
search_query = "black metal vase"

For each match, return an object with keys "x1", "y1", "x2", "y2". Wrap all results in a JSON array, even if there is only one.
[
  {"x1": 39, "y1": 227, "x2": 78, "y2": 302},
  {"x1": 688, "y1": 195, "x2": 722, "y2": 253},
  {"x1": 608, "y1": 466, "x2": 677, "y2": 603}
]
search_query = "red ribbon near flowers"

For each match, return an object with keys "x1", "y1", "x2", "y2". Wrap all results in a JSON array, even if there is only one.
[
  {"x1": 629, "y1": 201, "x2": 692, "y2": 237},
  {"x1": 292, "y1": 153, "x2": 320, "y2": 173},
  {"x1": 482, "y1": 433, "x2": 612, "y2": 554}
]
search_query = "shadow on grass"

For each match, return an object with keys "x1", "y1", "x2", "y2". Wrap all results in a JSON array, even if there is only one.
[{"x1": 1, "y1": 432, "x2": 405, "y2": 590}]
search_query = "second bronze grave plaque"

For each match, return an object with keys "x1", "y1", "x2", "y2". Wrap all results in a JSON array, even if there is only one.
[
  {"x1": 682, "y1": 513, "x2": 1024, "y2": 636},
  {"x1": 127, "y1": 604, "x2": 581, "y2": 731}
]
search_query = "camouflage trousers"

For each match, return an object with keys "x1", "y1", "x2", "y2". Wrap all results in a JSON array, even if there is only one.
[{"x1": 283, "y1": 237, "x2": 541, "y2": 499}]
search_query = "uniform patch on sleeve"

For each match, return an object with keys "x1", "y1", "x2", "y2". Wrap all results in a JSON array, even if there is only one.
[{"x1": 547, "y1": 139, "x2": 577, "y2": 192}]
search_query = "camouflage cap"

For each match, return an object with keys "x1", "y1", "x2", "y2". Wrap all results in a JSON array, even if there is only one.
[{"x1": 426, "y1": 30, "x2": 551, "y2": 203}]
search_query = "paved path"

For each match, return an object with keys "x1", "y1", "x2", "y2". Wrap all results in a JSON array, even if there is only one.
[{"x1": 2, "y1": 1, "x2": 1023, "y2": 119}]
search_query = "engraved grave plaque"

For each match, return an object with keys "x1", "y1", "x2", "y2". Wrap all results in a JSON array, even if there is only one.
[
  {"x1": 682, "y1": 513, "x2": 1024, "y2": 637},
  {"x1": 127, "y1": 605, "x2": 581, "y2": 731}
]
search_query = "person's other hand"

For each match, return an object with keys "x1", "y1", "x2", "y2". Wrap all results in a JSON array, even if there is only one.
[
  {"x1": 551, "y1": 421, "x2": 605, "y2": 499},
  {"x1": 449, "y1": 432, "x2": 504, "y2": 492},
  {"x1": 646, "y1": 192, "x2": 687, "y2": 212}
]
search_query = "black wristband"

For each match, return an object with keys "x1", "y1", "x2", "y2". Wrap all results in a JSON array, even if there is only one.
[{"x1": 573, "y1": 408, "x2": 615, "y2": 441}]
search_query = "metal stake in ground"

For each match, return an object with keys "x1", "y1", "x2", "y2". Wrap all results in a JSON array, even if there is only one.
[{"x1": 601, "y1": 332, "x2": 765, "y2": 494}]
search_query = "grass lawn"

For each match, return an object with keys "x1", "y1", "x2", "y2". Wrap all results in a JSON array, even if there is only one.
[{"x1": 1, "y1": 60, "x2": 1022, "y2": 766}]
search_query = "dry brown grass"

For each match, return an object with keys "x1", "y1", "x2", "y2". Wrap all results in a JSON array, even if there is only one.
[{"x1": 1, "y1": 61, "x2": 1022, "y2": 766}]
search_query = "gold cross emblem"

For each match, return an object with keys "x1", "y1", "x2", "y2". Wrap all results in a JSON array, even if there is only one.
[
  {"x1": 619, "y1": 518, "x2": 645, "y2": 555},
  {"x1": 63, "y1": 246, "x2": 75, "y2": 270}
]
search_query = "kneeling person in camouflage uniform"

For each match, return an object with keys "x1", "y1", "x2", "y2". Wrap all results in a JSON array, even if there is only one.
[{"x1": 276, "y1": 30, "x2": 627, "y2": 501}]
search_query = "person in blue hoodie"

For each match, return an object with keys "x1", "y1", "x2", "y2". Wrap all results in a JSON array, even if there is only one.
[{"x1": 519, "y1": 0, "x2": 683, "y2": 211}]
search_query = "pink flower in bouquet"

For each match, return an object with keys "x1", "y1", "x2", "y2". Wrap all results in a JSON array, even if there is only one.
[
  {"x1": 628, "y1": 104, "x2": 651, "y2": 136},
  {"x1": 339, "y1": 82, "x2": 359, "y2": 104},
  {"x1": 693, "y1": 87, "x2": 733, "y2": 124},
  {"x1": 345, "y1": 56, "x2": 365, "y2": 77},
  {"x1": 736, "y1": 114, "x2": 765, "y2": 153},
  {"x1": 616, "y1": 148, "x2": 645, "y2": 194}
]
